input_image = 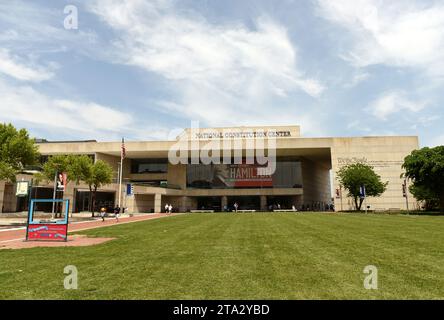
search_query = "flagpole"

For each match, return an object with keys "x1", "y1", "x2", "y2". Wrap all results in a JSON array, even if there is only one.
[
  {"x1": 364, "y1": 185, "x2": 367, "y2": 214},
  {"x1": 118, "y1": 138, "x2": 124, "y2": 208}
]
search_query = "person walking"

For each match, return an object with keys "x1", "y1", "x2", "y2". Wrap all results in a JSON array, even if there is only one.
[
  {"x1": 233, "y1": 202, "x2": 238, "y2": 213},
  {"x1": 100, "y1": 207, "x2": 106, "y2": 222},
  {"x1": 168, "y1": 204, "x2": 173, "y2": 214},
  {"x1": 165, "y1": 203, "x2": 169, "y2": 213},
  {"x1": 114, "y1": 205, "x2": 121, "y2": 222}
]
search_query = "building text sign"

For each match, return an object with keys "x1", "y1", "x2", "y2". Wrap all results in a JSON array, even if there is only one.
[{"x1": 194, "y1": 130, "x2": 291, "y2": 140}]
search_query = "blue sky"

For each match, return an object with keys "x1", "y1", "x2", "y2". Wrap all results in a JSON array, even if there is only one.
[{"x1": 0, "y1": 0, "x2": 443, "y2": 146}]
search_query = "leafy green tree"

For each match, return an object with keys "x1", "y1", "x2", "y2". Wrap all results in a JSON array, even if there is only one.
[
  {"x1": 408, "y1": 184, "x2": 439, "y2": 211},
  {"x1": 35, "y1": 154, "x2": 79, "y2": 217},
  {"x1": 402, "y1": 146, "x2": 444, "y2": 212},
  {"x1": 36, "y1": 155, "x2": 113, "y2": 217},
  {"x1": 76, "y1": 158, "x2": 113, "y2": 217},
  {"x1": 36, "y1": 154, "x2": 75, "y2": 183},
  {"x1": 82, "y1": 159, "x2": 114, "y2": 217},
  {"x1": 0, "y1": 123, "x2": 39, "y2": 182},
  {"x1": 68, "y1": 155, "x2": 94, "y2": 185},
  {"x1": 337, "y1": 162, "x2": 388, "y2": 211}
]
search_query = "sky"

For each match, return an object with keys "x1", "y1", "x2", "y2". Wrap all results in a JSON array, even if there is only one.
[{"x1": 0, "y1": 0, "x2": 443, "y2": 146}]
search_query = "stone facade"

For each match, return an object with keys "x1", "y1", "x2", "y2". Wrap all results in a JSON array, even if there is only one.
[{"x1": 0, "y1": 126, "x2": 419, "y2": 213}]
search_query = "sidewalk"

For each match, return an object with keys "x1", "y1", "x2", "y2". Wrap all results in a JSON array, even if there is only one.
[{"x1": 0, "y1": 213, "x2": 177, "y2": 244}]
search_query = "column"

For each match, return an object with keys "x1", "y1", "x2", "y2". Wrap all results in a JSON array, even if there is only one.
[
  {"x1": 260, "y1": 195, "x2": 267, "y2": 211},
  {"x1": 179, "y1": 196, "x2": 188, "y2": 213},
  {"x1": 0, "y1": 181, "x2": 5, "y2": 213},
  {"x1": 154, "y1": 193, "x2": 162, "y2": 213},
  {"x1": 125, "y1": 195, "x2": 136, "y2": 214},
  {"x1": 221, "y1": 196, "x2": 227, "y2": 211},
  {"x1": 64, "y1": 183, "x2": 75, "y2": 216}
]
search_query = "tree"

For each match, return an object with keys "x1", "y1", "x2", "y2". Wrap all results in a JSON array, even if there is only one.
[
  {"x1": 402, "y1": 146, "x2": 444, "y2": 212},
  {"x1": 337, "y1": 162, "x2": 388, "y2": 211},
  {"x1": 35, "y1": 154, "x2": 78, "y2": 217},
  {"x1": 82, "y1": 160, "x2": 113, "y2": 217},
  {"x1": 408, "y1": 184, "x2": 439, "y2": 211},
  {"x1": 0, "y1": 123, "x2": 39, "y2": 182},
  {"x1": 37, "y1": 154, "x2": 75, "y2": 183},
  {"x1": 37, "y1": 155, "x2": 113, "y2": 217}
]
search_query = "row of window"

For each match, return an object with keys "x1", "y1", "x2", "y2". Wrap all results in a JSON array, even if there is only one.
[
  {"x1": 186, "y1": 161, "x2": 302, "y2": 189},
  {"x1": 131, "y1": 158, "x2": 303, "y2": 189},
  {"x1": 131, "y1": 159, "x2": 168, "y2": 173}
]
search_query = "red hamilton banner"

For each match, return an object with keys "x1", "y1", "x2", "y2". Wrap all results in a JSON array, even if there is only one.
[
  {"x1": 228, "y1": 163, "x2": 272, "y2": 187},
  {"x1": 212, "y1": 163, "x2": 273, "y2": 188}
]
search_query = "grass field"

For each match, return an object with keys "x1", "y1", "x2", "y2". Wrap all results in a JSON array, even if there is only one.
[{"x1": 1, "y1": 212, "x2": 444, "y2": 299}]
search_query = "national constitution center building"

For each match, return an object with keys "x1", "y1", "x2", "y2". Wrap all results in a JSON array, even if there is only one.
[{"x1": 0, "y1": 125, "x2": 419, "y2": 213}]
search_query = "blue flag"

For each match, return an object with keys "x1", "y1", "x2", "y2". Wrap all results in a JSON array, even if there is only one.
[{"x1": 359, "y1": 185, "x2": 366, "y2": 199}]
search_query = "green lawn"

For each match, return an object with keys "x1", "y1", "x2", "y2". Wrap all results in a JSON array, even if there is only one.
[{"x1": 1, "y1": 213, "x2": 444, "y2": 299}]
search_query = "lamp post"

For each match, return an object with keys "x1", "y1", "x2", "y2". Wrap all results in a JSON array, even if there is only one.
[
  {"x1": 51, "y1": 170, "x2": 57, "y2": 218},
  {"x1": 340, "y1": 185, "x2": 343, "y2": 211},
  {"x1": 403, "y1": 178, "x2": 409, "y2": 212},
  {"x1": 117, "y1": 162, "x2": 123, "y2": 208}
]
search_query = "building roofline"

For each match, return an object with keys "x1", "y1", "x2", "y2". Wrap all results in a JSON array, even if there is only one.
[{"x1": 36, "y1": 139, "x2": 97, "y2": 144}]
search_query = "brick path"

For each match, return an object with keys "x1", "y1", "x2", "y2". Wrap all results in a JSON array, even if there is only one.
[{"x1": 0, "y1": 213, "x2": 177, "y2": 247}]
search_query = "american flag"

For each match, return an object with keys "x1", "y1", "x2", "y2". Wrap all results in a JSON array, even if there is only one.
[{"x1": 121, "y1": 138, "x2": 126, "y2": 159}]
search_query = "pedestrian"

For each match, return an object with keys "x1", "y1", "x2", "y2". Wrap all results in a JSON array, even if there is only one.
[
  {"x1": 115, "y1": 205, "x2": 121, "y2": 222},
  {"x1": 233, "y1": 202, "x2": 238, "y2": 213},
  {"x1": 100, "y1": 207, "x2": 106, "y2": 222},
  {"x1": 168, "y1": 204, "x2": 173, "y2": 214},
  {"x1": 165, "y1": 203, "x2": 168, "y2": 213}
]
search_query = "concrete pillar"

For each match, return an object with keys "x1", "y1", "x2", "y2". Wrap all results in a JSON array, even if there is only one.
[
  {"x1": 2, "y1": 183, "x2": 17, "y2": 212},
  {"x1": 125, "y1": 195, "x2": 136, "y2": 213},
  {"x1": 260, "y1": 195, "x2": 267, "y2": 211},
  {"x1": 179, "y1": 196, "x2": 188, "y2": 212},
  {"x1": 9, "y1": 185, "x2": 17, "y2": 212},
  {"x1": 154, "y1": 193, "x2": 162, "y2": 213},
  {"x1": 0, "y1": 181, "x2": 5, "y2": 213},
  {"x1": 64, "y1": 184, "x2": 75, "y2": 216},
  {"x1": 221, "y1": 196, "x2": 227, "y2": 211}
]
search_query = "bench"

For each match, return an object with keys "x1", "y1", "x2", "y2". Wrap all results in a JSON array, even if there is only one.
[
  {"x1": 273, "y1": 209, "x2": 297, "y2": 212},
  {"x1": 190, "y1": 210, "x2": 215, "y2": 213},
  {"x1": 235, "y1": 210, "x2": 256, "y2": 213}
]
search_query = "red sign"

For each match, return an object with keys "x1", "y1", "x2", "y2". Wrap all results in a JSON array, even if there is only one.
[
  {"x1": 27, "y1": 224, "x2": 68, "y2": 241},
  {"x1": 228, "y1": 164, "x2": 273, "y2": 187}
]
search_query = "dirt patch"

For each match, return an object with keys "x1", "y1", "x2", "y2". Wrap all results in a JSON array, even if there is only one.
[{"x1": 0, "y1": 234, "x2": 115, "y2": 250}]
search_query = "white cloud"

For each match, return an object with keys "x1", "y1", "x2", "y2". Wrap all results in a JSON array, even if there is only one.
[
  {"x1": 0, "y1": 79, "x2": 136, "y2": 141},
  {"x1": 0, "y1": 1, "x2": 100, "y2": 60},
  {"x1": 0, "y1": 48, "x2": 55, "y2": 82},
  {"x1": 316, "y1": 0, "x2": 444, "y2": 75},
  {"x1": 89, "y1": 0, "x2": 324, "y2": 131},
  {"x1": 367, "y1": 91, "x2": 427, "y2": 120},
  {"x1": 343, "y1": 71, "x2": 370, "y2": 88}
]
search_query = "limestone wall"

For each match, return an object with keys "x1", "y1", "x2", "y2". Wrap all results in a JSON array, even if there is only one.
[
  {"x1": 301, "y1": 157, "x2": 331, "y2": 208},
  {"x1": 331, "y1": 136, "x2": 419, "y2": 211}
]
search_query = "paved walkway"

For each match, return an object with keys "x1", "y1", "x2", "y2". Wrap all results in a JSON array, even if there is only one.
[{"x1": 0, "y1": 213, "x2": 176, "y2": 244}]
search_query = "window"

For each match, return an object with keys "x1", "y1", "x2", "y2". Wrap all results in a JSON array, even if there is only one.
[
  {"x1": 131, "y1": 159, "x2": 168, "y2": 174},
  {"x1": 186, "y1": 158, "x2": 302, "y2": 189}
]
